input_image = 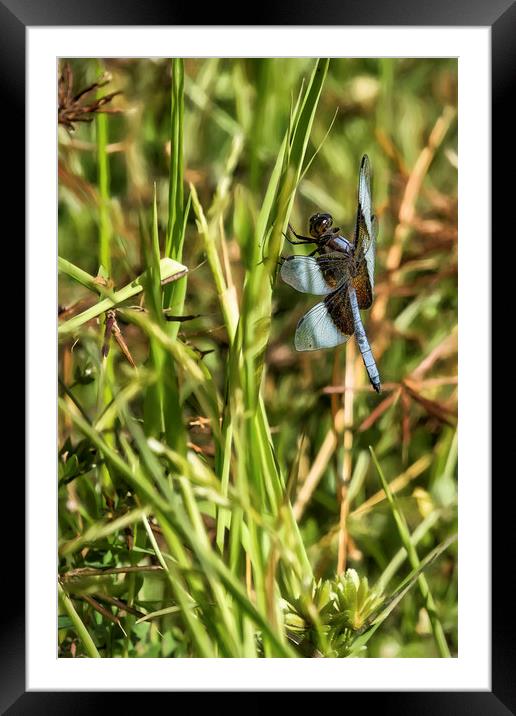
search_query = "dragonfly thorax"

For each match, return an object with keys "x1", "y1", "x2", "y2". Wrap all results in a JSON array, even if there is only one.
[{"x1": 327, "y1": 235, "x2": 353, "y2": 254}]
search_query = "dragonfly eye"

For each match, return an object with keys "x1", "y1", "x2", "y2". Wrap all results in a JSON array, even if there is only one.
[{"x1": 309, "y1": 212, "x2": 333, "y2": 238}]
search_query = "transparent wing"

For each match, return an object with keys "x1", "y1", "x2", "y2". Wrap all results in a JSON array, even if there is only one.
[
  {"x1": 281, "y1": 253, "x2": 350, "y2": 295},
  {"x1": 357, "y1": 154, "x2": 373, "y2": 239},
  {"x1": 363, "y1": 214, "x2": 378, "y2": 291},
  {"x1": 353, "y1": 154, "x2": 375, "y2": 260},
  {"x1": 294, "y1": 287, "x2": 353, "y2": 351},
  {"x1": 353, "y1": 155, "x2": 379, "y2": 294}
]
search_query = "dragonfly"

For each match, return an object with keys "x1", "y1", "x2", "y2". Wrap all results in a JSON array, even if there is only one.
[{"x1": 281, "y1": 154, "x2": 381, "y2": 393}]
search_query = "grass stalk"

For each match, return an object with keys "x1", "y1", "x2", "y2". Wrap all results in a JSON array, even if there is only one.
[
  {"x1": 58, "y1": 582, "x2": 101, "y2": 658},
  {"x1": 337, "y1": 340, "x2": 356, "y2": 574},
  {"x1": 369, "y1": 446, "x2": 451, "y2": 657},
  {"x1": 58, "y1": 257, "x2": 187, "y2": 336}
]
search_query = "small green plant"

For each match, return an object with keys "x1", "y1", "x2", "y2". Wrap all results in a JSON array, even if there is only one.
[
  {"x1": 282, "y1": 527, "x2": 454, "y2": 658},
  {"x1": 283, "y1": 570, "x2": 384, "y2": 657}
]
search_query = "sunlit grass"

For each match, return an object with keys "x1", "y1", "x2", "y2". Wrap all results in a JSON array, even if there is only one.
[{"x1": 58, "y1": 57, "x2": 458, "y2": 658}]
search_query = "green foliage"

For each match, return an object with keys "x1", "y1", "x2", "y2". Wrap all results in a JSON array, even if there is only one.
[
  {"x1": 58, "y1": 57, "x2": 458, "y2": 658},
  {"x1": 283, "y1": 569, "x2": 384, "y2": 657}
]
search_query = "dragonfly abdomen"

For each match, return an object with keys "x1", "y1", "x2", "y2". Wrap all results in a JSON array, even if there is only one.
[{"x1": 348, "y1": 286, "x2": 381, "y2": 392}]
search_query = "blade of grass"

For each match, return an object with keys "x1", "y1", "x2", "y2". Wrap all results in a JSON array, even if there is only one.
[
  {"x1": 190, "y1": 182, "x2": 239, "y2": 344},
  {"x1": 166, "y1": 58, "x2": 185, "y2": 258},
  {"x1": 351, "y1": 534, "x2": 457, "y2": 654},
  {"x1": 58, "y1": 582, "x2": 101, "y2": 658},
  {"x1": 162, "y1": 64, "x2": 190, "y2": 451},
  {"x1": 59, "y1": 506, "x2": 151, "y2": 557},
  {"x1": 58, "y1": 257, "x2": 103, "y2": 293},
  {"x1": 58, "y1": 257, "x2": 187, "y2": 336},
  {"x1": 96, "y1": 67, "x2": 112, "y2": 275},
  {"x1": 376, "y1": 508, "x2": 445, "y2": 592},
  {"x1": 141, "y1": 187, "x2": 167, "y2": 437},
  {"x1": 95, "y1": 61, "x2": 115, "y2": 471},
  {"x1": 369, "y1": 446, "x2": 451, "y2": 657}
]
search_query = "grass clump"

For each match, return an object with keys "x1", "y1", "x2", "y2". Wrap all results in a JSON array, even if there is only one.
[{"x1": 58, "y1": 57, "x2": 458, "y2": 658}]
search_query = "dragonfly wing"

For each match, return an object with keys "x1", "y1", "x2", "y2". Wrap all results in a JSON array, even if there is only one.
[
  {"x1": 355, "y1": 214, "x2": 378, "y2": 309},
  {"x1": 357, "y1": 155, "x2": 374, "y2": 238},
  {"x1": 353, "y1": 154, "x2": 376, "y2": 262},
  {"x1": 353, "y1": 155, "x2": 378, "y2": 305},
  {"x1": 281, "y1": 253, "x2": 349, "y2": 295},
  {"x1": 294, "y1": 287, "x2": 353, "y2": 351},
  {"x1": 365, "y1": 214, "x2": 378, "y2": 292}
]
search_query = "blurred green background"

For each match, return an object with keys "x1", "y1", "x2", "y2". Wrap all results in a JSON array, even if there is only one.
[{"x1": 58, "y1": 58, "x2": 457, "y2": 658}]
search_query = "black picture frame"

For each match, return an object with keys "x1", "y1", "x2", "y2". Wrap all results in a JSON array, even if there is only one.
[{"x1": 5, "y1": 0, "x2": 507, "y2": 711}]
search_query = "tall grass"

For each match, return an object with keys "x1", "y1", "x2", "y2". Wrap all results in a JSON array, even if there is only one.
[{"x1": 58, "y1": 57, "x2": 458, "y2": 658}]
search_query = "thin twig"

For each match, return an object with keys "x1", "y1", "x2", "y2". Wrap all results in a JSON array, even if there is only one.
[
  {"x1": 293, "y1": 409, "x2": 344, "y2": 522},
  {"x1": 60, "y1": 565, "x2": 164, "y2": 581},
  {"x1": 337, "y1": 340, "x2": 356, "y2": 574}
]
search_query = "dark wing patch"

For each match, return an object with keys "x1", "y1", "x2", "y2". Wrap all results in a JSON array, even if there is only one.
[
  {"x1": 324, "y1": 286, "x2": 354, "y2": 336},
  {"x1": 318, "y1": 253, "x2": 351, "y2": 290},
  {"x1": 353, "y1": 268, "x2": 373, "y2": 310}
]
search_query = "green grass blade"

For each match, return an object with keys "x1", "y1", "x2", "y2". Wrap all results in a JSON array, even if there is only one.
[
  {"x1": 58, "y1": 582, "x2": 101, "y2": 658},
  {"x1": 369, "y1": 446, "x2": 451, "y2": 657},
  {"x1": 141, "y1": 187, "x2": 167, "y2": 436},
  {"x1": 376, "y1": 509, "x2": 444, "y2": 592},
  {"x1": 350, "y1": 535, "x2": 457, "y2": 655},
  {"x1": 58, "y1": 257, "x2": 102, "y2": 293},
  {"x1": 190, "y1": 182, "x2": 239, "y2": 344},
  {"x1": 166, "y1": 58, "x2": 185, "y2": 258},
  {"x1": 58, "y1": 257, "x2": 187, "y2": 336},
  {"x1": 96, "y1": 60, "x2": 112, "y2": 275}
]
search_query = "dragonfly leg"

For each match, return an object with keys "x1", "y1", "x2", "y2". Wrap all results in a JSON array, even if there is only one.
[{"x1": 284, "y1": 223, "x2": 316, "y2": 245}]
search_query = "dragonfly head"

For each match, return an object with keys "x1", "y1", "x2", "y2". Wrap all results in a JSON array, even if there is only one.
[{"x1": 309, "y1": 212, "x2": 333, "y2": 239}]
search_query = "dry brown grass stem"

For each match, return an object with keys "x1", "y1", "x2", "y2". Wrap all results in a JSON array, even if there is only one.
[
  {"x1": 372, "y1": 106, "x2": 456, "y2": 339},
  {"x1": 337, "y1": 340, "x2": 357, "y2": 574},
  {"x1": 315, "y1": 453, "x2": 433, "y2": 557},
  {"x1": 350, "y1": 453, "x2": 432, "y2": 518},
  {"x1": 293, "y1": 408, "x2": 345, "y2": 522},
  {"x1": 330, "y1": 348, "x2": 342, "y2": 499},
  {"x1": 409, "y1": 329, "x2": 457, "y2": 381},
  {"x1": 59, "y1": 137, "x2": 129, "y2": 154},
  {"x1": 316, "y1": 452, "x2": 434, "y2": 555}
]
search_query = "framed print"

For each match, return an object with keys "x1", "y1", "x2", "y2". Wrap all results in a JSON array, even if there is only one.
[{"x1": 3, "y1": 0, "x2": 509, "y2": 710}]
